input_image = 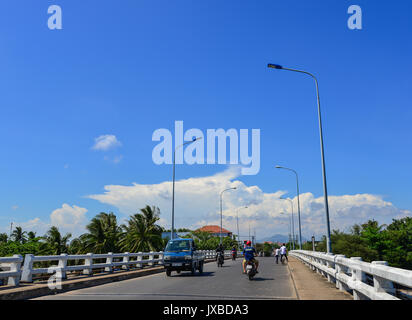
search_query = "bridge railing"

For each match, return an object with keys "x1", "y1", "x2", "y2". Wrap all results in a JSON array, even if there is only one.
[
  {"x1": 20, "y1": 251, "x2": 165, "y2": 283},
  {"x1": 290, "y1": 250, "x2": 412, "y2": 300},
  {"x1": 0, "y1": 255, "x2": 24, "y2": 286},
  {"x1": 0, "y1": 249, "x2": 239, "y2": 287}
]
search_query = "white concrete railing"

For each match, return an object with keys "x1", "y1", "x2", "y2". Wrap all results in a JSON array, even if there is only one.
[
  {"x1": 0, "y1": 255, "x2": 24, "y2": 286},
  {"x1": 0, "y1": 249, "x2": 240, "y2": 286},
  {"x1": 21, "y1": 251, "x2": 165, "y2": 283},
  {"x1": 290, "y1": 250, "x2": 412, "y2": 300}
]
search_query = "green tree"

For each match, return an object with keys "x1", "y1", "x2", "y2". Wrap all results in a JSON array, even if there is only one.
[
  {"x1": 0, "y1": 233, "x2": 8, "y2": 243},
  {"x1": 11, "y1": 226, "x2": 27, "y2": 244},
  {"x1": 81, "y1": 212, "x2": 122, "y2": 253},
  {"x1": 120, "y1": 206, "x2": 163, "y2": 252},
  {"x1": 381, "y1": 217, "x2": 412, "y2": 269},
  {"x1": 189, "y1": 231, "x2": 213, "y2": 250},
  {"x1": 27, "y1": 231, "x2": 40, "y2": 242},
  {"x1": 360, "y1": 220, "x2": 386, "y2": 260},
  {"x1": 263, "y1": 242, "x2": 275, "y2": 256},
  {"x1": 40, "y1": 226, "x2": 72, "y2": 255}
]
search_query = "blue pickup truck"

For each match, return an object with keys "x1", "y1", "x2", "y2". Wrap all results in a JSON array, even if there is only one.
[{"x1": 163, "y1": 238, "x2": 205, "y2": 276}]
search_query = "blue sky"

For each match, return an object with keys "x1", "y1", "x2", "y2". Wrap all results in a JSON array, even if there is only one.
[{"x1": 0, "y1": 1, "x2": 411, "y2": 239}]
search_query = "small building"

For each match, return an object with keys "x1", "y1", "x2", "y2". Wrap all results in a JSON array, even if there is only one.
[{"x1": 195, "y1": 225, "x2": 233, "y2": 238}]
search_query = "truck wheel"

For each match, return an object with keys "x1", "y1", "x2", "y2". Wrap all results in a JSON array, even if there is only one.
[
  {"x1": 198, "y1": 262, "x2": 203, "y2": 274},
  {"x1": 176, "y1": 270, "x2": 181, "y2": 274},
  {"x1": 191, "y1": 264, "x2": 196, "y2": 275},
  {"x1": 166, "y1": 269, "x2": 171, "y2": 277}
]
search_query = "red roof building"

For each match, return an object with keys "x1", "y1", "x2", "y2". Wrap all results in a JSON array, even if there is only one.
[{"x1": 195, "y1": 225, "x2": 233, "y2": 238}]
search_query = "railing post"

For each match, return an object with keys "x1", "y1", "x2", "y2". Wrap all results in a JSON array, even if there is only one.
[
  {"x1": 334, "y1": 254, "x2": 348, "y2": 291},
  {"x1": 83, "y1": 253, "x2": 93, "y2": 275},
  {"x1": 372, "y1": 261, "x2": 396, "y2": 296},
  {"x1": 148, "y1": 251, "x2": 154, "y2": 266},
  {"x1": 350, "y1": 257, "x2": 366, "y2": 300},
  {"x1": 122, "y1": 252, "x2": 130, "y2": 270},
  {"x1": 315, "y1": 256, "x2": 321, "y2": 274},
  {"x1": 105, "y1": 252, "x2": 114, "y2": 273},
  {"x1": 158, "y1": 251, "x2": 164, "y2": 265},
  {"x1": 58, "y1": 254, "x2": 68, "y2": 279},
  {"x1": 21, "y1": 254, "x2": 34, "y2": 283},
  {"x1": 326, "y1": 253, "x2": 335, "y2": 283},
  {"x1": 8, "y1": 255, "x2": 22, "y2": 286},
  {"x1": 137, "y1": 252, "x2": 143, "y2": 269}
]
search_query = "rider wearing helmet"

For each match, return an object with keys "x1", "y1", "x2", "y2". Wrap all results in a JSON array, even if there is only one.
[{"x1": 242, "y1": 240, "x2": 259, "y2": 274}]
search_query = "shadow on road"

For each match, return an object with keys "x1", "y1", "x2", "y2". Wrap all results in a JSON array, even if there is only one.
[
  {"x1": 249, "y1": 277, "x2": 275, "y2": 281},
  {"x1": 172, "y1": 271, "x2": 215, "y2": 277}
]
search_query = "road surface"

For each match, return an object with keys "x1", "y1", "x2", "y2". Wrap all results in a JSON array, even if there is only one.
[{"x1": 34, "y1": 257, "x2": 297, "y2": 300}]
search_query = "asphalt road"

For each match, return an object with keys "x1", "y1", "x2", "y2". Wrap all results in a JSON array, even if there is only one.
[{"x1": 34, "y1": 257, "x2": 297, "y2": 300}]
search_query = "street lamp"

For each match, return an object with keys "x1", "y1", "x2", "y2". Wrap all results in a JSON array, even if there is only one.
[
  {"x1": 276, "y1": 165, "x2": 302, "y2": 249},
  {"x1": 280, "y1": 197, "x2": 295, "y2": 250},
  {"x1": 220, "y1": 187, "x2": 237, "y2": 245},
  {"x1": 268, "y1": 63, "x2": 332, "y2": 253},
  {"x1": 280, "y1": 212, "x2": 292, "y2": 250},
  {"x1": 236, "y1": 206, "x2": 248, "y2": 248},
  {"x1": 171, "y1": 137, "x2": 202, "y2": 240}
]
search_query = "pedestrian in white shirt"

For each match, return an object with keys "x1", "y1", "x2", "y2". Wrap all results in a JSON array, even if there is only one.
[
  {"x1": 274, "y1": 248, "x2": 280, "y2": 264},
  {"x1": 280, "y1": 244, "x2": 288, "y2": 263}
]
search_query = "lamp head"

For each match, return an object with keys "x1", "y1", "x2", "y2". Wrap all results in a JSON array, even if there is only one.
[{"x1": 268, "y1": 64, "x2": 283, "y2": 69}]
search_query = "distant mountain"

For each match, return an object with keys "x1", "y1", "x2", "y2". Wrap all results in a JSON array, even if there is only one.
[
  {"x1": 258, "y1": 234, "x2": 290, "y2": 243},
  {"x1": 258, "y1": 234, "x2": 309, "y2": 243}
]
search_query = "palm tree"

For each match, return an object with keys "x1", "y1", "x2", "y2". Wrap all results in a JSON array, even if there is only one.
[
  {"x1": 81, "y1": 212, "x2": 122, "y2": 253},
  {"x1": 11, "y1": 226, "x2": 27, "y2": 243},
  {"x1": 120, "y1": 205, "x2": 163, "y2": 253},
  {"x1": 27, "y1": 231, "x2": 38, "y2": 242},
  {"x1": 0, "y1": 233, "x2": 8, "y2": 243},
  {"x1": 189, "y1": 231, "x2": 213, "y2": 250},
  {"x1": 40, "y1": 226, "x2": 71, "y2": 255}
]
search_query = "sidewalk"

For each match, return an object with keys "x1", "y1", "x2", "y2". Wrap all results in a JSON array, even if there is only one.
[{"x1": 287, "y1": 256, "x2": 353, "y2": 300}]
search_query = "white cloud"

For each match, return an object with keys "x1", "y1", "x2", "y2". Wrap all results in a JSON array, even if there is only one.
[
  {"x1": 92, "y1": 134, "x2": 122, "y2": 151},
  {"x1": 50, "y1": 204, "x2": 88, "y2": 235},
  {"x1": 9, "y1": 204, "x2": 89, "y2": 238},
  {"x1": 103, "y1": 155, "x2": 123, "y2": 164},
  {"x1": 87, "y1": 167, "x2": 411, "y2": 240}
]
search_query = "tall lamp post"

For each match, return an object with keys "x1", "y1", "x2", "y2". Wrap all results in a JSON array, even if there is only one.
[
  {"x1": 280, "y1": 212, "x2": 292, "y2": 250},
  {"x1": 220, "y1": 187, "x2": 237, "y2": 245},
  {"x1": 171, "y1": 137, "x2": 202, "y2": 240},
  {"x1": 276, "y1": 165, "x2": 302, "y2": 249},
  {"x1": 280, "y1": 197, "x2": 295, "y2": 250},
  {"x1": 268, "y1": 63, "x2": 332, "y2": 253},
  {"x1": 236, "y1": 206, "x2": 248, "y2": 248}
]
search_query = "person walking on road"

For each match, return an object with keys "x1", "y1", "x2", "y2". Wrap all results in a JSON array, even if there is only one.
[
  {"x1": 274, "y1": 247, "x2": 280, "y2": 264},
  {"x1": 280, "y1": 244, "x2": 288, "y2": 263}
]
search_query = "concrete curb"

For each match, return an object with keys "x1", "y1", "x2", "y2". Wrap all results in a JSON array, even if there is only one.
[{"x1": 0, "y1": 258, "x2": 224, "y2": 300}]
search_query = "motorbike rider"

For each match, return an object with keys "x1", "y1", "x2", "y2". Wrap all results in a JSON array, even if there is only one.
[
  {"x1": 216, "y1": 243, "x2": 224, "y2": 261},
  {"x1": 242, "y1": 240, "x2": 259, "y2": 274},
  {"x1": 231, "y1": 245, "x2": 237, "y2": 258}
]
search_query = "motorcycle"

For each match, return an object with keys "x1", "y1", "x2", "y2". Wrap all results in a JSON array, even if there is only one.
[
  {"x1": 245, "y1": 260, "x2": 256, "y2": 280},
  {"x1": 217, "y1": 251, "x2": 224, "y2": 267},
  {"x1": 231, "y1": 251, "x2": 237, "y2": 261}
]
